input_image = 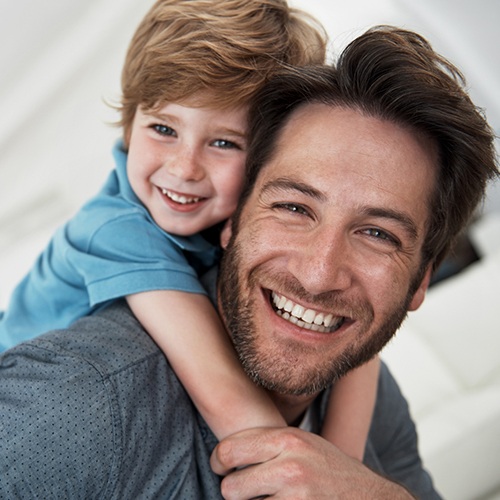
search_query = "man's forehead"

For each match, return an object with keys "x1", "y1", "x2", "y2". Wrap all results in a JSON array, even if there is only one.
[
  {"x1": 257, "y1": 102, "x2": 437, "y2": 181},
  {"x1": 252, "y1": 101, "x2": 337, "y2": 181},
  {"x1": 262, "y1": 102, "x2": 359, "y2": 169},
  {"x1": 248, "y1": 102, "x2": 437, "y2": 233}
]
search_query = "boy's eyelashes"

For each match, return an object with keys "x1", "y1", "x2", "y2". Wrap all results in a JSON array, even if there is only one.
[
  {"x1": 211, "y1": 139, "x2": 243, "y2": 150},
  {"x1": 148, "y1": 123, "x2": 245, "y2": 151},
  {"x1": 151, "y1": 123, "x2": 176, "y2": 137}
]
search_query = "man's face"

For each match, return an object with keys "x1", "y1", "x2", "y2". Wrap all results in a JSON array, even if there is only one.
[{"x1": 218, "y1": 103, "x2": 436, "y2": 396}]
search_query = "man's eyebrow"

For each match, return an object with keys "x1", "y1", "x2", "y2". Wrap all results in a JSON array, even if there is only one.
[
  {"x1": 260, "y1": 177, "x2": 327, "y2": 202},
  {"x1": 361, "y1": 207, "x2": 419, "y2": 240}
]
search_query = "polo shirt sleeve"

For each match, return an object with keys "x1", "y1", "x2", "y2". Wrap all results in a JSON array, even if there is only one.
[{"x1": 64, "y1": 211, "x2": 207, "y2": 307}]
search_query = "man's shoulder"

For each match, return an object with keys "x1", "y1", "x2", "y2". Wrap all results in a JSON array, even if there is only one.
[
  {"x1": 0, "y1": 302, "x2": 221, "y2": 498},
  {"x1": 32, "y1": 301, "x2": 163, "y2": 374},
  {"x1": 0, "y1": 302, "x2": 153, "y2": 497}
]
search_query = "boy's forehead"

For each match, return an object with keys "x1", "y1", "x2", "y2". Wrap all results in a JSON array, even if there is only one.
[
  {"x1": 152, "y1": 90, "x2": 250, "y2": 113},
  {"x1": 138, "y1": 98, "x2": 250, "y2": 137}
]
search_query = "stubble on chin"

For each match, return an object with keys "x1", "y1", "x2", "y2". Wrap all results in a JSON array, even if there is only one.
[{"x1": 218, "y1": 238, "x2": 413, "y2": 396}]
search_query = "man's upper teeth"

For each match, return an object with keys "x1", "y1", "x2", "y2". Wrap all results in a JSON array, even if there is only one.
[
  {"x1": 272, "y1": 291, "x2": 342, "y2": 332},
  {"x1": 162, "y1": 188, "x2": 200, "y2": 204}
]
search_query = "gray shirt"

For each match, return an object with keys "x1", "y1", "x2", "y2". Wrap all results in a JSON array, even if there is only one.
[{"x1": 0, "y1": 301, "x2": 441, "y2": 499}]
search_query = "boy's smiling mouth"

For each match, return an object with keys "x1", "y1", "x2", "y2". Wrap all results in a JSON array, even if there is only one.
[
  {"x1": 161, "y1": 188, "x2": 203, "y2": 205},
  {"x1": 270, "y1": 291, "x2": 345, "y2": 333}
]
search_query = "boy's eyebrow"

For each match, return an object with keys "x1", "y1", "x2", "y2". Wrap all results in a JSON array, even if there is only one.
[
  {"x1": 217, "y1": 126, "x2": 247, "y2": 138},
  {"x1": 260, "y1": 177, "x2": 327, "y2": 201},
  {"x1": 139, "y1": 109, "x2": 175, "y2": 125},
  {"x1": 146, "y1": 110, "x2": 180, "y2": 124}
]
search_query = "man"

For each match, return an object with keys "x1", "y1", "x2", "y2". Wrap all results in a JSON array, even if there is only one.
[
  {"x1": 209, "y1": 28, "x2": 497, "y2": 498},
  {"x1": 1, "y1": 27, "x2": 497, "y2": 498}
]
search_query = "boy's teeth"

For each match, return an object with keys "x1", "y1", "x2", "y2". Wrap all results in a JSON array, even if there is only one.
[
  {"x1": 161, "y1": 188, "x2": 200, "y2": 204},
  {"x1": 271, "y1": 292, "x2": 343, "y2": 332}
]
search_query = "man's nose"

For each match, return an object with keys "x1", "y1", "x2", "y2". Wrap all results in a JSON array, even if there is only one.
[
  {"x1": 166, "y1": 145, "x2": 205, "y2": 182},
  {"x1": 287, "y1": 229, "x2": 353, "y2": 296}
]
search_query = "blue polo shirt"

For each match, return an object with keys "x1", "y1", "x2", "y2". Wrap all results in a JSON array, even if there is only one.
[{"x1": 0, "y1": 142, "x2": 219, "y2": 351}]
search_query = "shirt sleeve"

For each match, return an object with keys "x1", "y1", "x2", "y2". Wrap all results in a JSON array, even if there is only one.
[
  {"x1": 0, "y1": 339, "x2": 118, "y2": 498},
  {"x1": 64, "y1": 211, "x2": 208, "y2": 307},
  {"x1": 0, "y1": 302, "x2": 223, "y2": 499}
]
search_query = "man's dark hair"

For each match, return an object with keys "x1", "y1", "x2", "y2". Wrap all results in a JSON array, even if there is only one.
[{"x1": 239, "y1": 26, "x2": 498, "y2": 277}]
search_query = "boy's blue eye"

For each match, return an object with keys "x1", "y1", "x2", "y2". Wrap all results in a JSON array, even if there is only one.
[
  {"x1": 213, "y1": 139, "x2": 239, "y2": 149},
  {"x1": 153, "y1": 124, "x2": 176, "y2": 136}
]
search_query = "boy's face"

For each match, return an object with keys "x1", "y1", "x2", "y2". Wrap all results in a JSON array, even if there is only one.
[{"x1": 127, "y1": 99, "x2": 248, "y2": 236}]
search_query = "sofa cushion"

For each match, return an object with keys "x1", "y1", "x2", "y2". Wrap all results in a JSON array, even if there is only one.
[
  {"x1": 382, "y1": 324, "x2": 461, "y2": 418},
  {"x1": 407, "y1": 249, "x2": 500, "y2": 389},
  {"x1": 416, "y1": 385, "x2": 500, "y2": 500},
  {"x1": 470, "y1": 212, "x2": 500, "y2": 258}
]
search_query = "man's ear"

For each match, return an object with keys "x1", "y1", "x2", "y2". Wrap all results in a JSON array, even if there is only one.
[
  {"x1": 408, "y1": 265, "x2": 433, "y2": 311},
  {"x1": 220, "y1": 219, "x2": 233, "y2": 249}
]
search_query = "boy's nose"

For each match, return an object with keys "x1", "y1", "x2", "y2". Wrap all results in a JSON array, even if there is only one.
[{"x1": 166, "y1": 147, "x2": 205, "y2": 182}]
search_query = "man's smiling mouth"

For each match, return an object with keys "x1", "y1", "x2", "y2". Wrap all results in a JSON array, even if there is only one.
[{"x1": 271, "y1": 291, "x2": 345, "y2": 333}]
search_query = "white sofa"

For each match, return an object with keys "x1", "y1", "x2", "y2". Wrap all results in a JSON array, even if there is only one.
[{"x1": 382, "y1": 212, "x2": 500, "y2": 500}]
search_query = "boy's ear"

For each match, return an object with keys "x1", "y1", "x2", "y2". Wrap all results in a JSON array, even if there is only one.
[
  {"x1": 408, "y1": 265, "x2": 433, "y2": 311},
  {"x1": 220, "y1": 219, "x2": 233, "y2": 249}
]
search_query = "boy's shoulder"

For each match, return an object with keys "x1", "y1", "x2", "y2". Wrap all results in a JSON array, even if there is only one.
[
  {"x1": 74, "y1": 186, "x2": 148, "y2": 233},
  {"x1": 64, "y1": 192, "x2": 149, "y2": 252}
]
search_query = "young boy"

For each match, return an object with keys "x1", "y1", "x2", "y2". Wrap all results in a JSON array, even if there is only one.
[{"x1": 0, "y1": 0, "x2": 379, "y2": 460}]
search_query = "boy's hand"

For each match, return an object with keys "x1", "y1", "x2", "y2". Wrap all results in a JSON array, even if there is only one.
[{"x1": 210, "y1": 426, "x2": 414, "y2": 499}]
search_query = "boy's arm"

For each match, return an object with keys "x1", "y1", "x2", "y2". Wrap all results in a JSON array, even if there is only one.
[
  {"x1": 321, "y1": 355, "x2": 381, "y2": 460},
  {"x1": 126, "y1": 290, "x2": 286, "y2": 440}
]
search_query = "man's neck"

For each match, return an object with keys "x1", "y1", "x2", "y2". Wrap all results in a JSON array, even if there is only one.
[{"x1": 268, "y1": 391, "x2": 319, "y2": 426}]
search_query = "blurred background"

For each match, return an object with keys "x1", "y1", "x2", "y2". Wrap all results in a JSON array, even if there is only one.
[{"x1": 1, "y1": 1, "x2": 499, "y2": 498}]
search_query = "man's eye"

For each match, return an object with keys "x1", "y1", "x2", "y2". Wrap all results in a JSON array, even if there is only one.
[
  {"x1": 363, "y1": 228, "x2": 399, "y2": 246},
  {"x1": 152, "y1": 124, "x2": 176, "y2": 136},
  {"x1": 274, "y1": 203, "x2": 310, "y2": 216},
  {"x1": 212, "y1": 139, "x2": 240, "y2": 150}
]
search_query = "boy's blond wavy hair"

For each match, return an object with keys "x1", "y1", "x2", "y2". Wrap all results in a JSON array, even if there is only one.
[{"x1": 118, "y1": 0, "x2": 327, "y2": 144}]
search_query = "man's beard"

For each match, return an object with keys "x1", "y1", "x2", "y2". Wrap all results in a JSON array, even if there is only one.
[{"x1": 218, "y1": 236, "x2": 415, "y2": 396}]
